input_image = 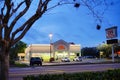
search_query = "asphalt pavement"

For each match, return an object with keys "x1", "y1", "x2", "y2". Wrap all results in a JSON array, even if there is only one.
[
  {"x1": 42, "y1": 58, "x2": 118, "y2": 66},
  {"x1": 16, "y1": 58, "x2": 120, "y2": 67},
  {"x1": 9, "y1": 58, "x2": 120, "y2": 80}
]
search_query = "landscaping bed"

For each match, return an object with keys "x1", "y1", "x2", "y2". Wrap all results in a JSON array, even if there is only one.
[{"x1": 23, "y1": 69, "x2": 120, "y2": 80}]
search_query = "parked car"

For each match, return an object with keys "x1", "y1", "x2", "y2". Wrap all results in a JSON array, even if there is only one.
[
  {"x1": 61, "y1": 57, "x2": 70, "y2": 62},
  {"x1": 30, "y1": 57, "x2": 42, "y2": 66},
  {"x1": 73, "y1": 56, "x2": 82, "y2": 61}
]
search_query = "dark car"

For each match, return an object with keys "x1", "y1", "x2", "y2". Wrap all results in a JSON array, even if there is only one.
[{"x1": 30, "y1": 57, "x2": 42, "y2": 66}]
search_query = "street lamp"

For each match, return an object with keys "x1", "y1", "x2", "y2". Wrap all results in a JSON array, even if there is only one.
[{"x1": 49, "y1": 33, "x2": 53, "y2": 59}]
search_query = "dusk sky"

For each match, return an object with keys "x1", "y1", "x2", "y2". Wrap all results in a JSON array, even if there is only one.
[{"x1": 20, "y1": 0, "x2": 120, "y2": 47}]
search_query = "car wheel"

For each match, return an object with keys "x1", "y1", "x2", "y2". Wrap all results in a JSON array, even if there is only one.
[
  {"x1": 40, "y1": 63, "x2": 42, "y2": 66},
  {"x1": 30, "y1": 63, "x2": 33, "y2": 66}
]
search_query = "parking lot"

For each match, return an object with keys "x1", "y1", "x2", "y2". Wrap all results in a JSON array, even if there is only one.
[{"x1": 16, "y1": 58, "x2": 119, "y2": 66}]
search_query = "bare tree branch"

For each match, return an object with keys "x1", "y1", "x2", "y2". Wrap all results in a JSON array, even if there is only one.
[
  {"x1": 2, "y1": 0, "x2": 12, "y2": 42},
  {"x1": 0, "y1": 14, "x2": 3, "y2": 40},
  {"x1": 1, "y1": 1, "x2": 5, "y2": 18},
  {"x1": 4, "y1": 0, "x2": 11, "y2": 25},
  {"x1": 81, "y1": 0, "x2": 103, "y2": 23},
  {"x1": 13, "y1": 15, "x2": 39, "y2": 45},
  {"x1": 10, "y1": 0, "x2": 50, "y2": 45},
  {"x1": 9, "y1": 1, "x2": 31, "y2": 40},
  {"x1": 0, "y1": 1, "x2": 5, "y2": 39},
  {"x1": 10, "y1": 1, "x2": 25, "y2": 17},
  {"x1": 47, "y1": 1, "x2": 74, "y2": 11}
]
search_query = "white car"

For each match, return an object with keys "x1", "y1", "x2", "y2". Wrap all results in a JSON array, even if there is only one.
[
  {"x1": 61, "y1": 57, "x2": 70, "y2": 62},
  {"x1": 73, "y1": 57, "x2": 82, "y2": 61}
]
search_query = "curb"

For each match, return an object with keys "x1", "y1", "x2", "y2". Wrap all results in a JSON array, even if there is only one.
[{"x1": 42, "y1": 61, "x2": 119, "y2": 66}]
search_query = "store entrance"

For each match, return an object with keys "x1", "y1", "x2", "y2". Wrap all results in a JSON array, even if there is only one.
[{"x1": 55, "y1": 51, "x2": 68, "y2": 61}]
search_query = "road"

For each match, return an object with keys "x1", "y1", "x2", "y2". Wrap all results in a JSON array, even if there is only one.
[{"x1": 9, "y1": 63, "x2": 120, "y2": 80}]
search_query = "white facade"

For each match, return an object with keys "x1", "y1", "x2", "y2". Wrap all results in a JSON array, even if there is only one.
[{"x1": 23, "y1": 40, "x2": 81, "y2": 62}]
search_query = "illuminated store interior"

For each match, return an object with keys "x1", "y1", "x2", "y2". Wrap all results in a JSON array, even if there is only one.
[{"x1": 18, "y1": 39, "x2": 81, "y2": 62}]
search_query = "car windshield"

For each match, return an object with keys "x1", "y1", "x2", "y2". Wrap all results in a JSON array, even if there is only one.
[
  {"x1": 31, "y1": 57, "x2": 41, "y2": 60},
  {"x1": 35, "y1": 57, "x2": 40, "y2": 60}
]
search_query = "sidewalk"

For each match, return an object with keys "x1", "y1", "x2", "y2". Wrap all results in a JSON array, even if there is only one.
[
  {"x1": 15, "y1": 58, "x2": 119, "y2": 67},
  {"x1": 42, "y1": 59, "x2": 115, "y2": 66}
]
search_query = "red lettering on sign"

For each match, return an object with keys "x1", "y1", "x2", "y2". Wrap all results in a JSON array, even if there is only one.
[{"x1": 57, "y1": 45, "x2": 65, "y2": 50}]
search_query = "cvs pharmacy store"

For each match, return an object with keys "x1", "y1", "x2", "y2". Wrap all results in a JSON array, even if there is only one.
[{"x1": 24, "y1": 39, "x2": 81, "y2": 62}]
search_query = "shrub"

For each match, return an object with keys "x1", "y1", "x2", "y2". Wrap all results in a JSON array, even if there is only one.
[
  {"x1": 23, "y1": 69, "x2": 120, "y2": 80},
  {"x1": 14, "y1": 62, "x2": 28, "y2": 67}
]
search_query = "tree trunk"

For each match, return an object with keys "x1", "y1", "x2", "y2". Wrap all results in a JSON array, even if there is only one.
[{"x1": 0, "y1": 50, "x2": 9, "y2": 80}]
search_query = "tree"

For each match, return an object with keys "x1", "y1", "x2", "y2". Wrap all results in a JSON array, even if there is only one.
[
  {"x1": 81, "y1": 47, "x2": 99, "y2": 57},
  {"x1": 97, "y1": 44, "x2": 112, "y2": 58},
  {"x1": 10, "y1": 41, "x2": 27, "y2": 62},
  {"x1": 97, "y1": 44, "x2": 120, "y2": 58},
  {"x1": 0, "y1": 0, "x2": 114, "y2": 80}
]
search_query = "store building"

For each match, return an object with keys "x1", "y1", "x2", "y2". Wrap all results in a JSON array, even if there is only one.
[{"x1": 18, "y1": 39, "x2": 81, "y2": 62}]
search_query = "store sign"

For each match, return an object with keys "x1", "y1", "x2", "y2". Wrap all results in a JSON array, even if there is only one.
[
  {"x1": 105, "y1": 26, "x2": 118, "y2": 44},
  {"x1": 105, "y1": 26, "x2": 117, "y2": 39},
  {"x1": 53, "y1": 39, "x2": 69, "y2": 51},
  {"x1": 57, "y1": 44, "x2": 65, "y2": 50}
]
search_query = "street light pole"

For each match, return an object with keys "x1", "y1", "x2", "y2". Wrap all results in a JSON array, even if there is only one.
[
  {"x1": 49, "y1": 33, "x2": 53, "y2": 59},
  {"x1": 111, "y1": 44, "x2": 114, "y2": 62}
]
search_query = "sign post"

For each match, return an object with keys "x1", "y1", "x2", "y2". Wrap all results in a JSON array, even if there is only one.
[
  {"x1": 111, "y1": 44, "x2": 114, "y2": 62},
  {"x1": 105, "y1": 26, "x2": 118, "y2": 62}
]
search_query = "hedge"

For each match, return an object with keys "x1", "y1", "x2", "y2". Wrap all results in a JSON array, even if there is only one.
[{"x1": 23, "y1": 69, "x2": 120, "y2": 80}]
